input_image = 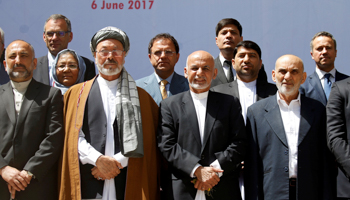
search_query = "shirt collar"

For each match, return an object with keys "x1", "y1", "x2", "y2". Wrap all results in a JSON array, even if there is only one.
[
  {"x1": 276, "y1": 91, "x2": 301, "y2": 106},
  {"x1": 155, "y1": 71, "x2": 174, "y2": 84},
  {"x1": 190, "y1": 90, "x2": 209, "y2": 100},
  {"x1": 315, "y1": 67, "x2": 336, "y2": 79},
  {"x1": 219, "y1": 53, "x2": 229, "y2": 66},
  {"x1": 237, "y1": 79, "x2": 257, "y2": 88},
  {"x1": 10, "y1": 78, "x2": 32, "y2": 93},
  {"x1": 97, "y1": 74, "x2": 119, "y2": 89}
]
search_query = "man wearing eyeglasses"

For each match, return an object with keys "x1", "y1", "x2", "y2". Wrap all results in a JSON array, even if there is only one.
[
  {"x1": 33, "y1": 14, "x2": 95, "y2": 86},
  {"x1": 136, "y1": 33, "x2": 189, "y2": 105},
  {"x1": 59, "y1": 26, "x2": 160, "y2": 200}
]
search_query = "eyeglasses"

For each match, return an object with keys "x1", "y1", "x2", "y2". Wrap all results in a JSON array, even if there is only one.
[
  {"x1": 56, "y1": 64, "x2": 78, "y2": 71},
  {"x1": 45, "y1": 31, "x2": 71, "y2": 38},
  {"x1": 152, "y1": 50, "x2": 176, "y2": 57},
  {"x1": 96, "y1": 50, "x2": 124, "y2": 57}
]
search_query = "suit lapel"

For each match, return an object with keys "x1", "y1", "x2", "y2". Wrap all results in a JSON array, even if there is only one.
[
  {"x1": 229, "y1": 81, "x2": 240, "y2": 99},
  {"x1": 16, "y1": 80, "x2": 41, "y2": 134},
  {"x1": 264, "y1": 96, "x2": 289, "y2": 147},
  {"x1": 201, "y1": 91, "x2": 219, "y2": 153},
  {"x1": 144, "y1": 74, "x2": 162, "y2": 104},
  {"x1": 298, "y1": 95, "x2": 313, "y2": 145},
  {"x1": 169, "y1": 72, "x2": 186, "y2": 96},
  {"x1": 182, "y1": 91, "x2": 201, "y2": 148},
  {"x1": 309, "y1": 71, "x2": 327, "y2": 105},
  {"x1": 0, "y1": 82, "x2": 16, "y2": 125}
]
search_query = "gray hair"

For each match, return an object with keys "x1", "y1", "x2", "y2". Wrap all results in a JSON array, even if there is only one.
[
  {"x1": 310, "y1": 31, "x2": 336, "y2": 51},
  {"x1": 43, "y1": 14, "x2": 72, "y2": 32},
  {"x1": 90, "y1": 26, "x2": 130, "y2": 56},
  {"x1": 0, "y1": 27, "x2": 4, "y2": 44}
]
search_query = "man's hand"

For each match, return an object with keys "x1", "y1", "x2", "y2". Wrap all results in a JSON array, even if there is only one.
[
  {"x1": 91, "y1": 167, "x2": 107, "y2": 181},
  {"x1": 8, "y1": 184, "x2": 16, "y2": 199},
  {"x1": 194, "y1": 166, "x2": 223, "y2": 190},
  {"x1": 0, "y1": 166, "x2": 30, "y2": 191},
  {"x1": 95, "y1": 155, "x2": 123, "y2": 180}
]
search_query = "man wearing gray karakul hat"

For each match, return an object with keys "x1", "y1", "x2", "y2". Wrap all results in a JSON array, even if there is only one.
[{"x1": 59, "y1": 26, "x2": 160, "y2": 200}]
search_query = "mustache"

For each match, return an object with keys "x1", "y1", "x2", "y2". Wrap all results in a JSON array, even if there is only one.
[{"x1": 13, "y1": 64, "x2": 27, "y2": 68}]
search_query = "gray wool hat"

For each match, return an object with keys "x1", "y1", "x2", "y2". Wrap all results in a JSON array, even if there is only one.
[{"x1": 90, "y1": 26, "x2": 130, "y2": 56}]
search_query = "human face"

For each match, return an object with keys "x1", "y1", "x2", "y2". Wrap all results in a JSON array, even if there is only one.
[
  {"x1": 149, "y1": 38, "x2": 179, "y2": 79},
  {"x1": 311, "y1": 36, "x2": 337, "y2": 72},
  {"x1": 272, "y1": 55, "x2": 306, "y2": 103},
  {"x1": 94, "y1": 39, "x2": 125, "y2": 81},
  {"x1": 4, "y1": 40, "x2": 37, "y2": 82},
  {"x1": 216, "y1": 24, "x2": 243, "y2": 51},
  {"x1": 184, "y1": 51, "x2": 217, "y2": 93},
  {"x1": 56, "y1": 53, "x2": 79, "y2": 87},
  {"x1": 43, "y1": 19, "x2": 73, "y2": 56},
  {"x1": 233, "y1": 47, "x2": 262, "y2": 82}
]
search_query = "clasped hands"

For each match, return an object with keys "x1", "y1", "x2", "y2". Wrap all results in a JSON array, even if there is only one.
[
  {"x1": 92, "y1": 155, "x2": 123, "y2": 181},
  {"x1": 0, "y1": 166, "x2": 32, "y2": 199},
  {"x1": 193, "y1": 166, "x2": 223, "y2": 191}
]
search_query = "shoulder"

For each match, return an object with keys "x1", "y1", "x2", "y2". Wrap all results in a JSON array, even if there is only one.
[
  {"x1": 336, "y1": 70, "x2": 349, "y2": 81},
  {"x1": 173, "y1": 72, "x2": 187, "y2": 82},
  {"x1": 136, "y1": 74, "x2": 154, "y2": 86},
  {"x1": 81, "y1": 56, "x2": 94, "y2": 65},
  {"x1": 333, "y1": 76, "x2": 350, "y2": 89},
  {"x1": 251, "y1": 95, "x2": 275, "y2": 110},
  {"x1": 211, "y1": 82, "x2": 232, "y2": 92}
]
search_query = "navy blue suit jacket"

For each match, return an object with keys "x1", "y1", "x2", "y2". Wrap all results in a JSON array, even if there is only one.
[
  {"x1": 0, "y1": 63, "x2": 9, "y2": 85},
  {"x1": 136, "y1": 72, "x2": 189, "y2": 105},
  {"x1": 245, "y1": 94, "x2": 335, "y2": 200}
]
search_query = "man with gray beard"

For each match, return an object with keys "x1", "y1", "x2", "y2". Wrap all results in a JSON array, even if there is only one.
[{"x1": 59, "y1": 26, "x2": 160, "y2": 200}]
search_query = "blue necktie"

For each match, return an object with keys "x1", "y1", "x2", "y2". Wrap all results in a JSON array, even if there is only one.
[{"x1": 324, "y1": 73, "x2": 332, "y2": 100}]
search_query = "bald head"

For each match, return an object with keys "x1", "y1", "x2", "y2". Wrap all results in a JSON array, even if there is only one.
[
  {"x1": 185, "y1": 50, "x2": 217, "y2": 93},
  {"x1": 272, "y1": 54, "x2": 306, "y2": 104}
]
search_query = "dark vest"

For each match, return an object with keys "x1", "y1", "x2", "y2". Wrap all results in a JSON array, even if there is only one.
[{"x1": 80, "y1": 80, "x2": 127, "y2": 199}]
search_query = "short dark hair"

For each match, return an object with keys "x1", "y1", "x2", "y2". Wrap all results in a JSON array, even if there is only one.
[
  {"x1": 215, "y1": 18, "x2": 242, "y2": 37},
  {"x1": 44, "y1": 14, "x2": 71, "y2": 32},
  {"x1": 310, "y1": 31, "x2": 337, "y2": 51},
  {"x1": 148, "y1": 33, "x2": 179, "y2": 54},
  {"x1": 233, "y1": 40, "x2": 261, "y2": 59}
]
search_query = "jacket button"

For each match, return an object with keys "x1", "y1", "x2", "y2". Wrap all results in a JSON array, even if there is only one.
[
  {"x1": 284, "y1": 150, "x2": 288, "y2": 155},
  {"x1": 201, "y1": 155, "x2": 205, "y2": 159},
  {"x1": 284, "y1": 166, "x2": 288, "y2": 172}
]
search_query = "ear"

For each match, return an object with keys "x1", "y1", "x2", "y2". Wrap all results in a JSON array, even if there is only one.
[
  {"x1": 184, "y1": 67, "x2": 188, "y2": 78},
  {"x1": 175, "y1": 53, "x2": 180, "y2": 63},
  {"x1": 301, "y1": 72, "x2": 307, "y2": 84},
  {"x1": 33, "y1": 58, "x2": 37, "y2": 70},
  {"x1": 43, "y1": 32, "x2": 46, "y2": 42},
  {"x1": 272, "y1": 70, "x2": 276, "y2": 83},
  {"x1": 148, "y1": 54, "x2": 151, "y2": 60},
  {"x1": 3, "y1": 60, "x2": 6, "y2": 71},
  {"x1": 258, "y1": 59, "x2": 262, "y2": 70},
  {"x1": 212, "y1": 68, "x2": 218, "y2": 80},
  {"x1": 68, "y1": 32, "x2": 73, "y2": 43},
  {"x1": 310, "y1": 51, "x2": 315, "y2": 61},
  {"x1": 215, "y1": 37, "x2": 219, "y2": 47}
]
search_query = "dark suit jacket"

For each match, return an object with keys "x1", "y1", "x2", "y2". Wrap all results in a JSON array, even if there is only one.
[
  {"x1": 0, "y1": 79, "x2": 64, "y2": 200},
  {"x1": 136, "y1": 72, "x2": 189, "y2": 105},
  {"x1": 300, "y1": 70, "x2": 348, "y2": 106},
  {"x1": 245, "y1": 94, "x2": 335, "y2": 200},
  {"x1": 327, "y1": 77, "x2": 350, "y2": 198},
  {"x1": 33, "y1": 54, "x2": 96, "y2": 85},
  {"x1": 0, "y1": 62, "x2": 9, "y2": 85},
  {"x1": 158, "y1": 91, "x2": 246, "y2": 200},
  {"x1": 211, "y1": 79, "x2": 276, "y2": 102},
  {"x1": 300, "y1": 70, "x2": 348, "y2": 197},
  {"x1": 211, "y1": 56, "x2": 268, "y2": 88}
]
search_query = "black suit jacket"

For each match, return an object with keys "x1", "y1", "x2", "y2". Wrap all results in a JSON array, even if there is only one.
[
  {"x1": 245, "y1": 94, "x2": 335, "y2": 200},
  {"x1": 33, "y1": 54, "x2": 96, "y2": 85},
  {"x1": 327, "y1": 77, "x2": 350, "y2": 198},
  {"x1": 211, "y1": 56, "x2": 268, "y2": 88},
  {"x1": 0, "y1": 79, "x2": 64, "y2": 200},
  {"x1": 158, "y1": 91, "x2": 246, "y2": 200},
  {"x1": 211, "y1": 79, "x2": 276, "y2": 102},
  {"x1": 0, "y1": 62, "x2": 9, "y2": 85}
]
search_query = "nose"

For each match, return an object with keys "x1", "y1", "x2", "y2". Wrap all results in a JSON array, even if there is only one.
[
  {"x1": 51, "y1": 32, "x2": 59, "y2": 40},
  {"x1": 284, "y1": 71, "x2": 291, "y2": 80},
  {"x1": 15, "y1": 55, "x2": 21, "y2": 64},
  {"x1": 63, "y1": 66, "x2": 71, "y2": 72},
  {"x1": 321, "y1": 47, "x2": 327, "y2": 54},
  {"x1": 243, "y1": 54, "x2": 250, "y2": 62}
]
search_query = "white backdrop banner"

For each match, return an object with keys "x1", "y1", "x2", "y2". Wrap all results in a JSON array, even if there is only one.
[{"x1": 1, "y1": 0, "x2": 350, "y2": 81}]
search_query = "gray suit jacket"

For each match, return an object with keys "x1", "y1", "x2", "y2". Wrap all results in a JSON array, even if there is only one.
[
  {"x1": 136, "y1": 72, "x2": 189, "y2": 105},
  {"x1": 327, "y1": 77, "x2": 350, "y2": 198},
  {"x1": 158, "y1": 91, "x2": 246, "y2": 200},
  {"x1": 0, "y1": 79, "x2": 64, "y2": 200},
  {"x1": 211, "y1": 79, "x2": 276, "y2": 102},
  {"x1": 33, "y1": 54, "x2": 96, "y2": 85},
  {"x1": 245, "y1": 94, "x2": 335, "y2": 200}
]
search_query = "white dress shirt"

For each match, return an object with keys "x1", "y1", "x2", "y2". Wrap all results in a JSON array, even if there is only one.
[
  {"x1": 47, "y1": 51, "x2": 56, "y2": 86},
  {"x1": 10, "y1": 79, "x2": 32, "y2": 115},
  {"x1": 155, "y1": 71, "x2": 174, "y2": 96},
  {"x1": 315, "y1": 67, "x2": 336, "y2": 89},
  {"x1": 189, "y1": 91, "x2": 222, "y2": 200},
  {"x1": 219, "y1": 53, "x2": 236, "y2": 80},
  {"x1": 78, "y1": 75, "x2": 128, "y2": 200},
  {"x1": 277, "y1": 92, "x2": 301, "y2": 178},
  {"x1": 237, "y1": 79, "x2": 257, "y2": 124}
]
